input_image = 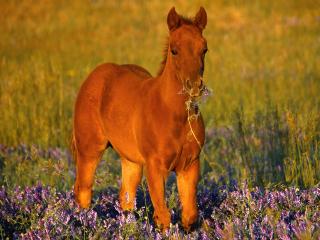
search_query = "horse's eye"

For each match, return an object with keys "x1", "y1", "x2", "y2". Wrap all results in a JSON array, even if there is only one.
[{"x1": 171, "y1": 49, "x2": 178, "y2": 55}]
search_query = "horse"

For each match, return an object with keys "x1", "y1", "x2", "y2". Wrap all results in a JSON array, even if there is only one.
[{"x1": 72, "y1": 6, "x2": 208, "y2": 231}]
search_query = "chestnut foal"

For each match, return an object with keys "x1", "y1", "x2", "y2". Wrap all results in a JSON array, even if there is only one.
[{"x1": 72, "y1": 7, "x2": 208, "y2": 230}]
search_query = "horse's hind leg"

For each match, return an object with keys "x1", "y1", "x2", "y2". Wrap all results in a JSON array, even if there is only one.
[
  {"x1": 74, "y1": 145, "x2": 105, "y2": 208},
  {"x1": 119, "y1": 158, "x2": 142, "y2": 210}
]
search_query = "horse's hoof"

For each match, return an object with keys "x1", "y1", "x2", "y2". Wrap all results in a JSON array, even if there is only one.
[
  {"x1": 182, "y1": 212, "x2": 199, "y2": 232},
  {"x1": 154, "y1": 212, "x2": 171, "y2": 231}
]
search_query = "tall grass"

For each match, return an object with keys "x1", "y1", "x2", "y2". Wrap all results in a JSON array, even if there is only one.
[
  {"x1": 204, "y1": 105, "x2": 320, "y2": 188},
  {"x1": 0, "y1": 0, "x2": 319, "y2": 187}
]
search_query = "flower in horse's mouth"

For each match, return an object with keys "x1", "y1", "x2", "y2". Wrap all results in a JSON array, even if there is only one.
[{"x1": 202, "y1": 84, "x2": 213, "y2": 97}]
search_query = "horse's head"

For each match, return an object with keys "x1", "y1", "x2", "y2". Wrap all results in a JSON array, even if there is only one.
[{"x1": 167, "y1": 7, "x2": 208, "y2": 98}]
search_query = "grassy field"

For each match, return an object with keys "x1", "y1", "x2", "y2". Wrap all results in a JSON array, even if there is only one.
[{"x1": 0, "y1": 0, "x2": 320, "y2": 238}]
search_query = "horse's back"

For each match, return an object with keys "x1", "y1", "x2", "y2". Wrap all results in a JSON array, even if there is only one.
[
  {"x1": 75, "y1": 62, "x2": 151, "y2": 124},
  {"x1": 75, "y1": 62, "x2": 151, "y2": 109},
  {"x1": 121, "y1": 64, "x2": 152, "y2": 79}
]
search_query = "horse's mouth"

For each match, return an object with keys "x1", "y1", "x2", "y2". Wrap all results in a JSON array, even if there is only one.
[
  {"x1": 187, "y1": 81, "x2": 206, "y2": 98},
  {"x1": 189, "y1": 91, "x2": 202, "y2": 98}
]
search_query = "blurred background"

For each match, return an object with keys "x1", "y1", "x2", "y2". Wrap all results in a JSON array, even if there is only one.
[{"x1": 0, "y1": 0, "x2": 319, "y2": 191}]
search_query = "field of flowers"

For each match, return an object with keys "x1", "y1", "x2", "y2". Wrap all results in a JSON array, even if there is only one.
[
  {"x1": 0, "y1": 135, "x2": 319, "y2": 239},
  {"x1": 0, "y1": 0, "x2": 319, "y2": 239},
  {"x1": 1, "y1": 171, "x2": 320, "y2": 239},
  {"x1": 0, "y1": 146, "x2": 319, "y2": 239}
]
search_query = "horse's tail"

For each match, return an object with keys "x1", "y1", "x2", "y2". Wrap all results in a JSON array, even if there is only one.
[{"x1": 70, "y1": 131, "x2": 77, "y2": 165}]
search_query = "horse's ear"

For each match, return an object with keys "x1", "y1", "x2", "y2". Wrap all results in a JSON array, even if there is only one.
[
  {"x1": 167, "y1": 7, "x2": 181, "y2": 31},
  {"x1": 194, "y1": 6, "x2": 207, "y2": 31}
]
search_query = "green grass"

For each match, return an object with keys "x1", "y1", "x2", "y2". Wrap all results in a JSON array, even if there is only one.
[{"x1": 0, "y1": 0, "x2": 319, "y2": 188}]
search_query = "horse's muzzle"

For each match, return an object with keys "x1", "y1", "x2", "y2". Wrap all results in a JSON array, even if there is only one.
[{"x1": 185, "y1": 78, "x2": 204, "y2": 97}]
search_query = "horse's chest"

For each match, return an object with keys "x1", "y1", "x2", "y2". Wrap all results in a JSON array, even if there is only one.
[
  {"x1": 137, "y1": 103, "x2": 205, "y2": 169},
  {"x1": 176, "y1": 123, "x2": 204, "y2": 169},
  {"x1": 156, "y1": 118, "x2": 204, "y2": 170}
]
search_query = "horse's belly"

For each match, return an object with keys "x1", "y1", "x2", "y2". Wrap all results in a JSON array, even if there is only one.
[
  {"x1": 112, "y1": 141, "x2": 145, "y2": 164},
  {"x1": 103, "y1": 119, "x2": 144, "y2": 164}
]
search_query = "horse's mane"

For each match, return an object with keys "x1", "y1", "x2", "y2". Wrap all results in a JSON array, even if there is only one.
[{"x1": 157, "y1": 16, "x2": 194, "y2": 76}]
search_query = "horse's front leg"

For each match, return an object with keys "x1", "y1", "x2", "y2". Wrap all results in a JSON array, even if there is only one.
[
  {"x1": 145, "y1": 161, "x2": 171, "y2": 230},
  {"x1": 119, "y1": 158, "x2": 143, "y2": 210},
  {"x1": 176, "y1": 159, "x2": 200, "y2": 231}
]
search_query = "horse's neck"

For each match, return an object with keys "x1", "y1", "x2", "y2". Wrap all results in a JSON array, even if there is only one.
[{"x1": 158, "y1": 64, "x2": 188, "y2": 117}]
